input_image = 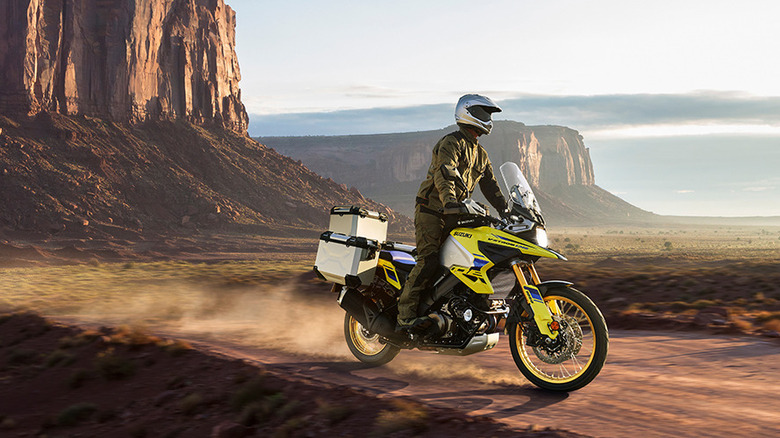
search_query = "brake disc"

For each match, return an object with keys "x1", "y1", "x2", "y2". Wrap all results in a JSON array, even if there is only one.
[{"x1": 532, "y1": 315, "x2": 583, "y2": 364}]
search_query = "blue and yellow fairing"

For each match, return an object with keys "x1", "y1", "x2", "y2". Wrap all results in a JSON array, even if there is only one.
[
  {"x1": 447, "y1": 226, "x2": 562, "y2": 295},
  {"x1": 377, "y1": 258, "x2": 402, "y2": 289}
]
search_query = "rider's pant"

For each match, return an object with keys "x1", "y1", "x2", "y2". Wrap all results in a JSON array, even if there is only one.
[{"x1": 397, "y1": 205, "x2": 444, "y2": 323}]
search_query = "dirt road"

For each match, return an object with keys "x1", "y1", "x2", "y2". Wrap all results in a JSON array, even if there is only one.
[
  {"x1": 179, "y1": 329, "x2": 780, "y2": 438},
  {"x1": 45, "y1": 279, "x2": 780, "y2": 437}
]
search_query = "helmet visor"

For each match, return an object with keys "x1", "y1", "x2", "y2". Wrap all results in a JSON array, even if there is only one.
[{"x1": 467, "y1": 105, "x2": 493, "y2": 123}]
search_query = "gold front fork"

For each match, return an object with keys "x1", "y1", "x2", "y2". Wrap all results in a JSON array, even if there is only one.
[{"x1": 511, "y1": 261, "x2": 559, "y2": 338}]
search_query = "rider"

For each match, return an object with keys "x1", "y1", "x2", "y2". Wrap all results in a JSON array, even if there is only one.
[{"x1": 397, "y1": 94, "x2": 508, "y2": 332}]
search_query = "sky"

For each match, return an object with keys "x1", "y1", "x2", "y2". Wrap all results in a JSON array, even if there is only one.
[{"x1": 225, "y1": 0, "x2": 780, "y2": 217}]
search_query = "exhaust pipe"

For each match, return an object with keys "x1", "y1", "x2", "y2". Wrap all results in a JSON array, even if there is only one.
[{"x1": 337, "y1": 287, "x2": 401, "y2": 341}]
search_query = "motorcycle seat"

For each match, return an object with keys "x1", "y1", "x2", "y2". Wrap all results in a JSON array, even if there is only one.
[
  {"x1": 379, "y1": 250, "x2": 416, "y2": 273},
  {"x1": 382, "y1": 241, "x2": 417, "y2": 256}
]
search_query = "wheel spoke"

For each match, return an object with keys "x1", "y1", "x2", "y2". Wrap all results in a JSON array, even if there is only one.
[
  {"x1": 349, "y1": 317, "x2": 384, "y2": 355},
  {"x1": 517, "y1": 293, "x2": 597, "y2": 383}
]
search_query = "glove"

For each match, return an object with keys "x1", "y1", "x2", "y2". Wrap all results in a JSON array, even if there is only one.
[
  {"x1": 443, "y1": 201, "x2": 465, "y2": 215},
  {"x1": 443, "y1": 201, "x2": 463, "y2": 231}
]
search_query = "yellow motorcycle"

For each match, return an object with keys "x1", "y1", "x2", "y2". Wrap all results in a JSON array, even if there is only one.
[{"x1": 319, "y1": 162, "x2": 608, "y2": 391}]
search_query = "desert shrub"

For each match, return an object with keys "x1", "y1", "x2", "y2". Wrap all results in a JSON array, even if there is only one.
[
  {"x1": 0, "y1": 415, "x2": 16, "y2": 429},
  {"x1": 731, "y1": 319, "x2": 754, "y2": 332},
  {"x1": 67, "y1": 369, "x2": 93, "y2": 389},
  {"x1": 109, "y1": 325, "x2": 160, "y2": 347},
  {"x1": 45, "y1": 349, "x2": 76, "y2": 367},
  {"x1": 682, "y1": 279, "x2": 698, "y2": 288},
  {"x1": 6, "y1": 348, "x2": 39, "y2": 366},
  {"x1": 372, "y1": 399, "x2": 428, "y2": 436},
  {"x1": 236, "y1": 393, "x2": 286, "y2": 426},
  {"x1": 667, "y1": 301, "x2": 692, "y2": 312},
  {"x1": 160, "y1": 339, "x2": 192, "y2": 357},
  {"x1": 237, "y1": 402, "x2": 265, "y2": 426},
  {"x1": 276, "y1": 400, "x2": 302, "y2": 422},
  {"x1": 57, "y1": 402, "x2": 97, "y2": 426},
  {"x1": 755, "y1": 311, "x2": 780, "y2": 324},
  {"x1": 761, "y1": 319, "x2": 780, "y2": 332},
  {"x1": 58, "y1": 330, "x2": 100, "y2": 349},
  {"x1": 179, "y1": 393, "x2": 205, "y2": 416},
  {"x1": 273, "y1": 417, "x2": 307, "y2": 438},
  {"x1": 166, "y1": 375, "x2": 190, "y2": 390},
  {"x1": 691, "y1": 299, "x2": 717, "y2": 309},
  {"x1": 316, "y1": 399, "x2": 353, "y2": 425},
  {"x1": 94, "y1": 348, "x2": 136, "y2": 380},
  {"x1": 230, "y1": 375, "x2": 272, "y2": 410}
]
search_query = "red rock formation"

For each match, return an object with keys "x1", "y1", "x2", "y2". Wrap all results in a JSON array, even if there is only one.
[
  {"x1": 0, "y1": 0, "x2": 247, "y2": 132},
  {"x1": 512, "y1": 125, "x2": 595, "y2": 190},
  {"x1": 263, "y1": 121, "x2": 597, "y2": 193}
]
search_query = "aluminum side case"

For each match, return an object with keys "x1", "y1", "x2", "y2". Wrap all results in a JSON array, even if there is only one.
[
  {"x1": 314, "y1": 206, "x2": 388, "y2": 287},
  {"x1": 314, "y1": 232, "x2": 380, "y2": 286},
  {"x1": 328, "y1": 206, "x2": 388, "y2": 243}
]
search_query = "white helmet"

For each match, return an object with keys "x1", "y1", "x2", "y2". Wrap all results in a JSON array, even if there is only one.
[{"x1": 454, "y1": 94, "x2": 502, "y2": 135}]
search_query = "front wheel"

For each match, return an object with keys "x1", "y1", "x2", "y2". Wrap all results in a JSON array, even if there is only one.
[
  {"x1": 344, "y1": 314, "x2": 400, "y2": 366},
  {"x1": 509, "y1": 286, "x2": 608, "y2": 391}
]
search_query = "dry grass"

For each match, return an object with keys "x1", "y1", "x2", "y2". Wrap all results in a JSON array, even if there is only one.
[{"x1": 1, "y1": 224, "x2": 778, "y2": 340}]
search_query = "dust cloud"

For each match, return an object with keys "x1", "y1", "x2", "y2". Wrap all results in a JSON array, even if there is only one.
[
  {"x1": 71, "y1": 282, "x2": 352, "y2": 358},
  {"x1": 65, "y1": 279, "x2": 527, "y2": 387}
]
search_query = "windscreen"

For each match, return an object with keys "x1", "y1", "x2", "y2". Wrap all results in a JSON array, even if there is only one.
[{"x1": 499, "y1": 162, "x2": 545, "y2": 225}]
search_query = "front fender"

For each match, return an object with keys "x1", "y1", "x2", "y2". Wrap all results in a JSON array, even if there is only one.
[{"x1": 537, "y1": 280, "x2": 573, "y2": 295}]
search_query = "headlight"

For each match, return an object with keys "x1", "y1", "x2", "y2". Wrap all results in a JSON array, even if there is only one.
[{"x1": 535, "y1": 227, "x2": 548, "y2": 248}]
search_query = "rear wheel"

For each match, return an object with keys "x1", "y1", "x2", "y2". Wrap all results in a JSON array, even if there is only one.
[
  {"x1": 509, "y1": 287, "x2": 608, "y2": 391},
  {"x1": 344, "y1": 313, "x2": 400, "y2": 366}
]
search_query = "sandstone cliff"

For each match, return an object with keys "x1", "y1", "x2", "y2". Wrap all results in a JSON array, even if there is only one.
[
  {"x1": 0, "y1": 0, "x2": 247, "y2": 132},
  {"x1": 261, "y1": 121, "x2": 651, "y2": 224},
  {"x1": 482, "y1": 121, "x2": 595, "y2": 189},
  {"x1": 260, "y1": 122, "x2": 595, "y2": 193}
]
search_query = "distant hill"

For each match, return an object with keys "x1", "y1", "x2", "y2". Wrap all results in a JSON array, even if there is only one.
[{"x1": 259, "y1": 121, "x2": 655, "y2": 225}]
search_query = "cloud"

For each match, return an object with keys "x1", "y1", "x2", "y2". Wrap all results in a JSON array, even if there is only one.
[
  {"x1": 497, "y1": 91, "x2": 780, "y2": 131},
  {"x1": 247, "y1": 91, "x2": 780, "y2": 137},
  {"x1": 250, "y1": 103, "x2": 452, "y2": 136},
  {"x1": 676, "y1": 190, "x2": 695, "y2": 194}
]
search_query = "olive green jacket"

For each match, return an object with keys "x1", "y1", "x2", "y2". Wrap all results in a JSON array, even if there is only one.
[{"x1": 415, "y1": 127, "x2": 507, "y2": 214}]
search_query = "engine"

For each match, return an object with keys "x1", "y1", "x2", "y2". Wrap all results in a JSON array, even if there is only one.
[{"x1": 430, "y1": 290, "x2": 509, "y2": 342}]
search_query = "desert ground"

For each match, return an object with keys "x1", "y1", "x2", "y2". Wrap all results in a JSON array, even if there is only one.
[{"x1": 1, "y1": 223, "x2": 779, "y2": 436}]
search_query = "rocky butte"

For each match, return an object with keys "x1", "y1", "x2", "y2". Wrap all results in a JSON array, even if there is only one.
[
  {"x1": 260, "y1": 121, "x2": 651, "y2": 224},
  {"x1": 0, "y1": 0, "x2": 410, "y2": 236},
  {"x1": 0, "y1": 0, "x2": 248, "y2": 132}
]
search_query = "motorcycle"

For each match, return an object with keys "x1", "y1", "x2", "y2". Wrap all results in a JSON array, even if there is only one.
[{"x1": 317, "y1": 162, "x2": 608, "y2": 391}]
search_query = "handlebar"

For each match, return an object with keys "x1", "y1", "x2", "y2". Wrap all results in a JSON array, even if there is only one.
[{"x1": 455, "y1": 213, "x2": 504, "y2": 229}]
